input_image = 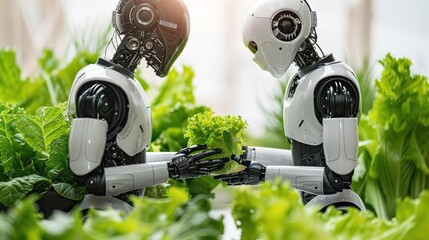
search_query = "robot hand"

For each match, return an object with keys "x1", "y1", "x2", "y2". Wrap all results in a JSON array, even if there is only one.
[
  {"x1": 168, "y1": 145, "x2": 229, "y2": 180},
  {"x1": 214, "y1": 147, "x2": 266, "y2": 185}
]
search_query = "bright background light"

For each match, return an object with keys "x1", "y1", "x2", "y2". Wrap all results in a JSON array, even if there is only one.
[{"x1": 1, "y1": 0, "x2": 428, "y2": 137}]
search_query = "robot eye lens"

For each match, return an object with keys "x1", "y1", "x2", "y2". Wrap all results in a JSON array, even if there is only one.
[
  {"x1": 278, "y1": 18, "x2": 295, "y2": 34},
  {"x1": 248, "y1": 41, "x2": 258, "y2": 54},
  {"x1": 136, "y1": 6, "x2": 155, "y2": 26},
  {"x1": 138, "y1": 10, "x2": 152, "y2": 23},
  {"x1": 272, "y1": 11, "x2": 302, "y2": 42}
]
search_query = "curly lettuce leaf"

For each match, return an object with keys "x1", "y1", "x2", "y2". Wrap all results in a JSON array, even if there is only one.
[
  {"x1": 233, "y1": 181, "x2": 425, "y2": 240},
  {"x1": 184, "y1": 111, "x2": 248, "y2": 174},
  {"x1": 354, "y1": 54, "x2": 429, "y2": 219},
  {"x1": 232, "y1": 181, "x2": 333, "y2": 240}
]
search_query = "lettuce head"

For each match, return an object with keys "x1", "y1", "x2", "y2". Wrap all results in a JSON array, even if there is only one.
[{"x1": 184, "y1": 111, "x2": 247, "y2": 174}]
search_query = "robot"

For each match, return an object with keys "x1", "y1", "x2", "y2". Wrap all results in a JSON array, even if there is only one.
[
  {"x1": 67, "y1": 0, "x2": 227, "y2": 214},
  {"x1": 215, "y1": 0, "x2": 365, "y2": 211}
]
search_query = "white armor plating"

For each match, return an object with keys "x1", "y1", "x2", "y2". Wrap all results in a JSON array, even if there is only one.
[
  {"x1": 242, "y1": 0, "x2": 315, "y2": 78},
  {"x1": 68, "y1": 64, "x2": 152, "y2": 160},
  {"x1": 69, "y1": 118, "x2": 108, "y2": 176},
  {"x1": 283, "y1": 62, "x2": 360, "y2": 145},
  {"x1": 323, "y1": 118, "x2": 358, "y2": 175}
]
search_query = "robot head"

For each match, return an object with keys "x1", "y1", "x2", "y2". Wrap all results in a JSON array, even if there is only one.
[
  {"x1": 113, "y1": 0, "x2": 190, "y2": 77},
  {"x1": 243, "y1": 0, "x2": 316, "y2": 78}
]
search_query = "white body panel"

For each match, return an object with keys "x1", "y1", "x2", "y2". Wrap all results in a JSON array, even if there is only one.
[
  {"x1": 68, "y1": 63, "x2": 152, "y2": 157},
  {"x1": 146, "y1": 152, "x2": 176, "y2": 163},
  {"x1": 104, "y1": 162, "x2": 169, "y2": 196},
  {"x1": 283, "y1": 62, "x2": 359, "y2": 145},
  {"x1": 246, "y1": 146, "x2": 293, "y2": 166},
  {"x1": 323, "y1": 118, "x2": 358, "y2": 175},
  {"x1": 69, "y1": 118, "x2": 107, "y2": 176},
  {"x1": 306, "y1": 189, "x2": 366, "y2": 211},
  {"x1": 266, "y1": 166, "x2": 324, "y2": 195},
  {"x1": 242, "y1": 0, "x2": 314, "y2": 78},
  {"x1": 79, "y1": 195, "x2": 134, "y2": 214}
]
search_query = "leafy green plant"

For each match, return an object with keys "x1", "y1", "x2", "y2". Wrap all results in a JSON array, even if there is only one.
[
  {"x1": 149, "y1": 66, "x2": 210, "y2": 152},
  {"x1": 0, "y1": 48, "x2": 98, "y2": 113},
  {"x1": 0, "y1": 103, "x2": 84, "y2": 208},
  {"x1": 185, "y1": 111, "x2": 248, "y2": 174},
  {"x1": 232, "y1": 180, "x2": 428, "y2": 240},
  {"x1": 0, "y1": 187, "x2": 224, "y2": 240},
  {"x1": 353, "y1": 54, "x2": 429, "y2": 219}
]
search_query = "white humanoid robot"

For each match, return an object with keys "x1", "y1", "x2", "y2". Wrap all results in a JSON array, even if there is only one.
[
  {"x1": 68, "y1": 0, "x2": 227, "y2": 214},
  {"x1": 215, "y1": 0, "x2": 365, "y2": 211}
]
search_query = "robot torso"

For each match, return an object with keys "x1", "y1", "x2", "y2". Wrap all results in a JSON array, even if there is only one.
[{"x1": 283, "y1": 61, "x2": 361, "y2": 146}]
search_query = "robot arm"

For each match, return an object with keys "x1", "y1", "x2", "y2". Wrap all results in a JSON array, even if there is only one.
[
  {"x1": 215, "y1": 162, "x2": 349, "y2": 196},
  {"x1": 73, "y1": 145, "x2": 227, "y2": 197}
]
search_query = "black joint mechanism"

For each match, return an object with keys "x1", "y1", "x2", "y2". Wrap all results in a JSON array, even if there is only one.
[
  {"x1": 76, "y1": 171, "x2": 106, "y2": 196},
  {"x1": 76, "y1": 82, "x2": 128, "y2": 140},
  {"x1": 322, "y1": 166, "x2": 353, "y2": 194},
  {"x1": 167, "y1": 161, "x2": 181, "y2": 179}
]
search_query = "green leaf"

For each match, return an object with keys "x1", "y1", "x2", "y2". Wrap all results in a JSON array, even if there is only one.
[
  {"x1": 396, "y1": 191, "x2": 429, "y2": 240},
  {"x1": 232, "y1": 181, "x2": 333, "y2": 240},
  {"x1": 0, "y1": 106, "x2": 38, "y2": 179},
  {"x1": 44, "y1": 134, "x2": 73, "y2": 183},
  {"x1": 186, "y1": 176, "x2": 222, "y2": 198},
  {"x1": 15, "y1": 106, "x2": 69, "y2": 154},
  {"x1": 152, "y1": 66, "x2": 195, "y2": 107},
  {"x1": 0, "y1": 175, "x2": 51, "y2": 208},
  {"x1": 38, "y1": 49, "x2": 60, "y2": 74},
  {"x1": 52, "y1": 183, "x2": 85, "y2": 201}
]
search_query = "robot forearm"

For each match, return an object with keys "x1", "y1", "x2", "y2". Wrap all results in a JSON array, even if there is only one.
[
  {"x1": 146, "y1": 152, "x2": 176, "y2": 163},
  {"x1": 266, "y1": 166, "x2": 326, "y2": 195},
  {"x1": 247, "y1": 146, "x2": 293, "y2": 166},
  {"x1": 83, "y1": 163, "x2": 169, "y2": 196},
  {"x1": 105, "y1": 163, "x2": 169, "y2": 196}
]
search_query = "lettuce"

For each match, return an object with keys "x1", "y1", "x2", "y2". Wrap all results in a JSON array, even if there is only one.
[
  {"x1": 149, "y1": 66, "x2": 211, "y2": 152},
  {"x1": 0, "y1": 187, "x2": 223, "y2": 240},
  {"x1": 0, "y1": 48, "x2": 98, "y2": 113},
  {"x1": 232, "y1": 181, "x2": 428, "y2": 240},
  {"x1": 184, "y1": 111, "x2": 248, "y2": 174},
  {"x1": 353, "y1": 54, "x2": 429, "y2": 219},
  {"x1": 0, "y1": 103, "x2": 84, "y2": 208}
]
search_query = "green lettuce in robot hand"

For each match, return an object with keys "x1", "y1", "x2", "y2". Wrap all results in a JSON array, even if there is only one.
[{"x1": 184, "y1": 111, "x2": 248, "y2": 174}]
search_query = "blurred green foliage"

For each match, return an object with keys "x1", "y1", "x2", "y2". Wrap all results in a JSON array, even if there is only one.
[
  {"x1": 231, "y1": 180, "x2": 428, "y2": 240},
  {"x1": 0, "y1": 187, "x2": 224, "y2": 240}
]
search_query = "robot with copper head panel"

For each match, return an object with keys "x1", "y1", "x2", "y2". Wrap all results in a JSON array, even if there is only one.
[{"x1": 68, "y1": 0, "x2": 227, "y2": 213}]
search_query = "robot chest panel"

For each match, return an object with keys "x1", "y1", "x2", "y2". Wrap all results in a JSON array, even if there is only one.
[{"x1": 283, "y1": 73, "x2": 323, "y2": 145}]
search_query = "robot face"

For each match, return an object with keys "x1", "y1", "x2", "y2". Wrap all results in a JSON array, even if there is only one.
[
  {"x1": 242, "y1": 0, "x2": 314, "y2": 78},
  {"x1": 114, "y1": 0, "x2": 190, "y2": 77}
]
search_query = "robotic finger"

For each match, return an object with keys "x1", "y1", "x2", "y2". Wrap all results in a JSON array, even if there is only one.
[
  {"x1": 189, "y1": 149, "x2": 223, "y2": 161},
  {"x1": 196, "y1": 158, "x2": 230, "y2": 171},
  {"x1": 214, "y1": 162, "x2": 266, "y2": 185},
  {"x1": 168, "y1": 148, "x2": 227, "y2": 179},
  {"x1": 177, "y1": 144, "x2": 208, "y2": 155}
]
